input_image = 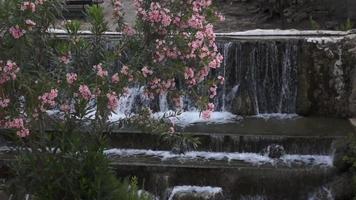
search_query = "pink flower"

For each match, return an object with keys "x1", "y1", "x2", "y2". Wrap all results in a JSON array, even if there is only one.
[
  {"x1": 0, "y1": 60, "x2": 20, "y2": 84},
  {"x1": 5, "y1": 118, "x2": 30, "y2": 138},
  {"x1": 217, "y1": 76, "x2": 225, "y2": 85},
  {"x1": 113, "y1": 0, "x2": 123, "y2": 18},
  {"x1": 59, "y1": 53, "x2": 71, "y2": 64},
  {"x1": 93, "y1": 63, "x2": 108, "y2": 78},
  {"x1": 107, "y1": 92, "x2": 119, "y2": 111},
  {"x1": 207, "y1": 103, "x2": 215, "y2": 111},
  {"x1": 123, "y1": 25, "x2": 136, "y2": 36},
  {"x1": 79, "y1": 85, "x2": 92, "y2": 100},
  {"x1": 0, "y1": 98, "x2": 10, "y2": 108},
  {"x1": 38, "y1": 89, "x2": 58, "y2": 110},
  {"x1": 141, "y1": 66, "x2": 153, "y2": 77},
  {"x1": 120, "y1": 65, "x2": 129, "y2": 75},
  {"x1": 112, "y1": 73, "x2": 120, "y2": 84},
  {"x1": 184, "y1": 67, "x2": 194, "y2": 80},
  {"x1": 21, "y1": 2, "x2": 36, "y2": 12},
  {"x1": 17, "y1": 128, "x2": 30, "y2": 138},
  {"x1": 25, "y1": 19, "x2": 36, "y2": 30},
  {"x1": 9, "y1": 26, "x2": 25, "y2": 39},
  {"x1": 66, "y1": 73, "x2": 77, "y2": 84},
  {"x1": 201, "y1": 110, "x2": 212, "y2": 120}
]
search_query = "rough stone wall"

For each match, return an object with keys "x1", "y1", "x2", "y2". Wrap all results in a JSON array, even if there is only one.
[
  {"x1": 215, "y1": 0, "x2": 356, "y2": 32},
  {"x1": 297, "y1": 35, "x2": 356, "y2": 117},
  {"x1": 345, "y1": 34, "x2": 356, "y2": 116}
]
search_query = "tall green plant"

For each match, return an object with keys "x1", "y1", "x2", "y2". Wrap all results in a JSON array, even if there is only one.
[{"x1": 0, "y1": 0, "x2": 224, "y2": 198}]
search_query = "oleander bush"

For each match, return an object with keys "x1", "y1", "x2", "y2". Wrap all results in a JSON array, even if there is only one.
[{"x1": 0, "y1": 0, "x2": 224, "y2": 199}]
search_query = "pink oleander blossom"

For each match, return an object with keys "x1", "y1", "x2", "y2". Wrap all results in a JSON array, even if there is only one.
[
  {"x1": 201, "y1": 110, "x2": 212, "y2": 120},
  {"x1": 120, "y1": 65, "x2": 130, "y2": 75},
  {"x1": 66, "y1": 73, "x2": 77, "y2": 84},
  {"x1": 93, "y1": 63, "x2": 108, "y2": 78},
  {"x1": 38, "y1": 89, "x2": 58, "y2": 110},
  {"x1": 5, "y1": 118, "x2": 30, "y2": 138},
  {"x1": 9, "y1": 26, "x2": 25, "y2": 39},
  {"x1": 107, "y1": 92, "x2": 119, "y2": 111},
  {"x1": 123, "y1": 25, "x2": 136, "y2": 36},
  {"x1": 0, "y1": 60, "x2": 20, "y2": 84},
  {"x1": 25, "y1": 19, "x2": 36, "y2": 30},
  {"x1": 21, "y1": 2, "x2": 36, "y2": 12},
  {"x1": 0, "y1": 98, "x2": 10, "y2": 108},
  {"x1": 184, "y1": 67, "x2": 194, "y2": 80},
  {"x1": 59, "y1": 53, "x2": 71, "y2": 64},
  {"x1": 218, "y1": 75, "x2": 225, "y2": 85},
  {"x1": 141, "y1": 66, "x2": 153, "y2": 77},
  {"x1": 113, "y1": 0, "x2": 123, "y2": 19},
  {"x1": 79, "y1": 85, "x2": 92, "y2": 100}
]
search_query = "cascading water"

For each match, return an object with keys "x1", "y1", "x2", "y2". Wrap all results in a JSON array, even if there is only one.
[
  {"x1": 114, "y1": 39, "x2": 300, "y2": 120},
  {"x1": 216, "y1": 40, "x2": 299, "y2": 115}
]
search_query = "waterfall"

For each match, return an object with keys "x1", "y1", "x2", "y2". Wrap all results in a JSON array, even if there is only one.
[
  {"x1": 216, "y1": 39, "x2": 299, "y2": 115},
  {"x1": 113, "y1": 40, "x2": 300, "y2": 118},
  {"x1": 159, "y1": 92, "x2": 169, "y2": 112}
]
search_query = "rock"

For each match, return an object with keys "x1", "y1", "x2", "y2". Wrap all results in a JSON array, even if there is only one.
[
  {"x1": 262, "y1": 144, "x2": 285, "y2": 159},
  {"x1": 138, "y1": 189, "x2": 158, "y2": 200},
  {"x1": 332, "y1": 139, "x2": 351, "y2": 172},
  {"x1": 309, "y1": 173, "x2": 354, "y2": 200},
  {"x1": 232, "y1": 85, "x2": 257, "y2": 116},
  {"x1": 308, "y1": 186, "x2": 334, "y2": 200},
  {"x1": 329, "y1": 173, "x2": 354, "y2": 200},
  {"x1": 165, "y1": 186, "x2": 224, "y2": 200}
]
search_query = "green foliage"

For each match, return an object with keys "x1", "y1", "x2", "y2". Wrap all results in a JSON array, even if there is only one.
[
  {"x1": 343, "y1": 134, "x2": 356, "y2": 199},
  {"x1": 309, "y1": 16, "x2": 320, "y2": 30},
  {"x1": 87, "y1": 5, "x2": 108, "y2": 35},
  {"x1": 340, "y1": 18, "x2": 354, "y2": 31},
  {"x1": 7, "y1": 130, "x2": 152, "y2": 200}
]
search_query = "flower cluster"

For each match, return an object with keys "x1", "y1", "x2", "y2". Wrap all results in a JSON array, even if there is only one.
[
  {"x1": 38, "y1": 89, "x2": 58, "y2": 111},
  {"x1": 9, "y1": 26, "x2": 25, "y2": 39},
  {"x1": 59, "y1": 52, "x2": 71, "y2": 64},
  {"x1": 66, "y1": 73, "x2": 77, "y2": 85},
  {"x1": 79, "y1": 85, "x2": 93, "y2": 101},
  {"x1": 5, "y1": 118, "x2": 30, "y2": 138},
  {"x1": 106, "y1": 92, "x2": 119, "y2": 111},
  {"x1": 201, "y1": 103, "x2": 215, "y2": 120},
  {"x1": 93, "y1": 63, "x2": 108, "y2": 78},
  {"x1": 0, "y1": 60, "x2": 20, "y2": 84},
  {"x1": 9, "y1": 0, "x2": 46, "y2": 39},
  {"x1": 112, "y1": 0, "x2": 123, "y2": 19},
  {"x1": 133, "y1": 0, "x2": 225, "y2": 117},
  {"x1": 0, "y1": 98, "x2": 10, "y2": 108}
]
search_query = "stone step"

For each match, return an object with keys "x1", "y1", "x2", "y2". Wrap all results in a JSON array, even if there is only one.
[
  {"x1": 107, "y1": 150, "x2": 335, "y2": 200},
  {"x1": 109, "y1": 117, "x2": 354, "y2": 155},
  {"x1": 0, "y1": 149, "x2": 338, "y2": 200},
  {"x1": 108, "y1": 131, "x2": 341, "y2": 155}
]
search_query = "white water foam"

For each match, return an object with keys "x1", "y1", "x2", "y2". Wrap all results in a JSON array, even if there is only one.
[
  {"x1": 167, "y1": 186, "x2": 223, "y2": 200},
  {"x1": 153, "y1": 111, "x2": 238, "y2": 127},
  {"x1": 104, "y1": 149, "x2": 333, "y2": 167},
  {"x1": 109, "y1": 111, "x2": 238, "y2": 127},
  {"x1": 251, "y1": 113, "x2": 299, "y2": 120}
]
